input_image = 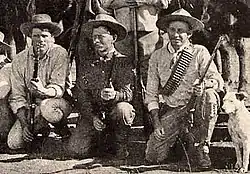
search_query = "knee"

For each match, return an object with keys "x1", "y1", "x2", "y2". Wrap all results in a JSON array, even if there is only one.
[
  {"x1": 7, "y1": 121, "x2": 24, "y2": 150},
  {"x1": 145, "y1": 134, "x2": 169, "y2": 164},
  {"x1": 116, "y1": 102, "x2": 134, "y2": 113},
  {"x1": 40, "y1": 98, "x2": 72, "y2": 123},
  {"x1": 0, "y1": 81, "x2": 10, "y2": 99},
  {"x1": 112, "y1": 102, "x2": 135, "y2": 125}
]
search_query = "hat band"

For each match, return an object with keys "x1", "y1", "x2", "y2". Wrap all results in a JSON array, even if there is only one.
[{"x1": 32, "y1": 20, "x2": 53, "y2": 23}]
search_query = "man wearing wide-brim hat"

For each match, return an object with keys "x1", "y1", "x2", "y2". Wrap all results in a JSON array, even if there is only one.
[
  {"x1": 67, "y1": 13, "x2": 135, "y2": 159},
  {"x1": 144, "y1": 8, "x2": 224, "y2": 169},
  {"x1": 8, "y1": 14, "x2": 72, "y2": 150}
]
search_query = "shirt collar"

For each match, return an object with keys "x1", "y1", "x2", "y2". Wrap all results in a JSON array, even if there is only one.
[
  {"x1": 99, "y1": 48, "x2": 116, "y2": 61},
  {"x1": 167, "y1": 41, "x2": 192, "y2": 54},
  {"x1": 29, "y1": 46, "x2": 50, "y2": 60}
]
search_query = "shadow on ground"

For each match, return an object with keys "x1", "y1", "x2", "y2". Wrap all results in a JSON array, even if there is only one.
[{"x1": 0, "y1": 136, "x2": 239, "y2": 174}]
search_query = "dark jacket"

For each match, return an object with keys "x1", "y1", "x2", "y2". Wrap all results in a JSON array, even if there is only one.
[{"x1": 74, "y1": 49, "x2": 134, "y2": 118}]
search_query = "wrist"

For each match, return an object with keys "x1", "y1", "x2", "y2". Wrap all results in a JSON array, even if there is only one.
[
  {"x1": 41, "y1": 87, "x2": 57, "y2": 97},
  {"x1": 149, "y1": 109, "x2": 161, "y2": 128},
  {"x1": 152, "y1": 119, "x2": 162, "y2": 129},
  {"x1": 16, "y1": 107, "x2": 29, "y2": 128}
]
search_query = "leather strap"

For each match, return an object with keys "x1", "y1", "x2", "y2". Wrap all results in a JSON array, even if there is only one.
[{"x1": 161, "y1": 47, "x2": 194, "y2": 96}]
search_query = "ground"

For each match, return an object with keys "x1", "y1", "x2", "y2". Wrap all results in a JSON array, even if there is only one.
[
  {"x1": 0, "y1": 136, "x2": 240, "y2": 174},
  {"x1": 0, "y1": 154, "x2": 239, "y2": 174}
]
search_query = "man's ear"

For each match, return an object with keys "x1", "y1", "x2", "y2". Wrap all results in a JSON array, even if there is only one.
[
  {"x1": 187, "y1": 32, "x2": 193, "y2": 39},
  {"x1": 113, "y1": 34, "x2": 117, "y2": 42},
  {"x1": 235, "y1": 92, "x2": 248, "y2": 101},
  {"x1": 50, "y1": 37, "x2": 55, "y2": 43}
]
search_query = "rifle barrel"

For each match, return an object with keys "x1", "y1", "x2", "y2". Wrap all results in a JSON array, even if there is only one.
[{"x1": 199, "y1": 35, "x2": 224, "y2": 84}]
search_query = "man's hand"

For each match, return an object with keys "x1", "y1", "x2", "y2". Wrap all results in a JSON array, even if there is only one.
[
  {"x1": 101, "y1": 83, "x2": 116, "y2": 101},
  {"x1": 154, "y1": 124, "x2": 165, "y2": 141},
  {"x1": 22, "y1": 126, "x2": 34, "y2": 142},
  {"x1": 93, "y1": 116, "x2": 106, "y2": 131},
  {"x1": 149, "y1": 109, "x2": 165, "y2": 141},
  {"x1": 193, "y1": 79, "x2": 204, "y2": 96},
  {"x1": 30, "y1": 77, "x2": 46, "y2": 94},
  {"x1": 204, "y1": 79, "x2": 218, "y2": 90}
]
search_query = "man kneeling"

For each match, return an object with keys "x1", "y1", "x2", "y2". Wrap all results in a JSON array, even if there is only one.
[
  {"x1": 8, "y1": 14, "x2": 71, "y2": 150},
  {"x1": 67, "y1": 14, "x2": 135, "y2": 159},
  {"x1": 144, "y1": 9, "x2": 224, "y2": 169}
]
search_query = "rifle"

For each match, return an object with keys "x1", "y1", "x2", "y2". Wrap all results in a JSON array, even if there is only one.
[
  {"x1": 98, "y1": 52, "x2": 117, "y2": 122},
  {"x1": 68, "y1": 0, "x2": 82, "y2": 61},
  {"x1": 184, "y1": 35, "x2": 225, "y2": 127},
  {"x1": 27, "y1": 51, "x2": 39, "y2": 144},
  {"x1": 127, "y1": 0, "x2": 146, "y2": 101}
]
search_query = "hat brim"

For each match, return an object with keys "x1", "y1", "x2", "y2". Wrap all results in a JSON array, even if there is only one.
[
  {"x1": 20, "y1": 22, "x2": 63, "y2": 37},
  {"x1": 157, "y1": 15, "x2": 204, "y2": 31},
  {"x1": 81, "y1": 20, "x2": 127, "y2": 41}
]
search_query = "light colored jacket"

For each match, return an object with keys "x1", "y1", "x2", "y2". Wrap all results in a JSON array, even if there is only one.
[
  {"x1": 9, "y1": 44, "x2": 69, "y2": 114},
  {"x1": 145, "y1": 42, "x2": 224, "y2": 111}
]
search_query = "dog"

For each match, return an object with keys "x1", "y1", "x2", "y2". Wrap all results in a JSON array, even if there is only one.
[{"x1": 222, "y1": 92, "x2": 250, "y2": 173}]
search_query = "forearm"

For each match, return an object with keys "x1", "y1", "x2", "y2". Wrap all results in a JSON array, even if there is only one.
[
  {"x1": 9, "y1": 93, "x2": 29, "y2": 114},
  {"x1": 40, "y1": 87, "x2": 57, "y2": 97},
  {"x1": 16, "y1": 107, "x2": 29, "y2": 128},
  {"x1": 114, "y1": 84, "x2": 133, "y2": 102},
  {"x1": 149, "y1": 108, "x2": 161, "y2": 129}
]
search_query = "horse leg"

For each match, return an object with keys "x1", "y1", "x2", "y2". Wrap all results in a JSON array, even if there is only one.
[
  {"x1": 219, "y1": 39, "x2": 232, "y2": 89},
  {"x1": 235, "y1": 37, "x2": 247, "y2": 93}
]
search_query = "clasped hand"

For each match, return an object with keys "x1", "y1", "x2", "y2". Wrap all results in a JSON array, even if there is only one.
[
  {"x1": 30, "y1": 77, "x2": 45, "y2": 94},
  {"x1": 193, "y1": 79, "x2": 218, "y2": 96},
  {"x1": 193, "y1": 79, "x2": 204, "y2": 96},
  {"x1": 93, "y1": 116, "x2": 106, "y2": 131},
  {"x1": 100, "y1": 83, "x2": 116, "y2": 101},
  {"x1": 154, "y1": 124, "x2": 165, "y2": 141}
]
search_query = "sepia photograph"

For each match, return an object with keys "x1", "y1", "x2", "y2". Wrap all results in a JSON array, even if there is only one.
[{"x1": 0, "y1": 0, "x2": 250, "y2": 173}]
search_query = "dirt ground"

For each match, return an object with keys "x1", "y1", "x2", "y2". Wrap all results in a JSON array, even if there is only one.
[
  {"x1": 0, "y1": 139, "x2": 240, "y2": 174},
  {"x1": 0, "y1": 154, "x2": 238, "y2": 174}
]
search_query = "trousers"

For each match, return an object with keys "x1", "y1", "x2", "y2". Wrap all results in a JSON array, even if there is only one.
[
  {"x1": 7, "y1": 98, "x2": 71, "y2": 149},
  {"x1": 67, "y1": 102, "x2": 135, "y2": 158},
  {"x1": 145, "y1": 88, "x2": 220, "y2": 163}
]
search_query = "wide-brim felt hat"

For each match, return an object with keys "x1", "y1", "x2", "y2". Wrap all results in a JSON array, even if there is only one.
[
  {"x1": 81, "y1": 14, "x2": 127, "y2": 41},
  {"x1": 0, "y1": 31, "x2": 11, "y2": 49},
  {"x1": 157, "y1": 8, "x2": 204, "y2": 31},
  {"x1": 20, "y1": 14, "x2": 63, "y2": 37}
]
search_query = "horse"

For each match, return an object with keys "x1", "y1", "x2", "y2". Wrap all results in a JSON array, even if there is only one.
[{"x1": 205, "y1": 0, "x2": 250, "y2": 93}]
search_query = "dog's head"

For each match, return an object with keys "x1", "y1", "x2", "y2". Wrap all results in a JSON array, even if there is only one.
[{"x1": 222, "y1": 92, "x2": 248, "y2": 114}]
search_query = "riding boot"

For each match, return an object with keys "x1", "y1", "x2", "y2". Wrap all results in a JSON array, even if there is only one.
[
  {"x1": 33, "y1": 115, "x2": 50, "y2": 137},
  {"x1": 206, "y1": 103, "x2": 218, "y2": 142},
  {"x1": 194, "y1": 103, "x2": 217, "y2": 170},
  {"x1": 114, "y1": 125, "x2": 130, "y2": 159},
  {"x1": 196, "y1": 141, "x2": 211, "y2": 169},
  {"x1": 52, "y1": 119, "x2": 71, "y2": 139},
  {"x1": 25, "y1": 115, "x2": 50, "y2": 153}
]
